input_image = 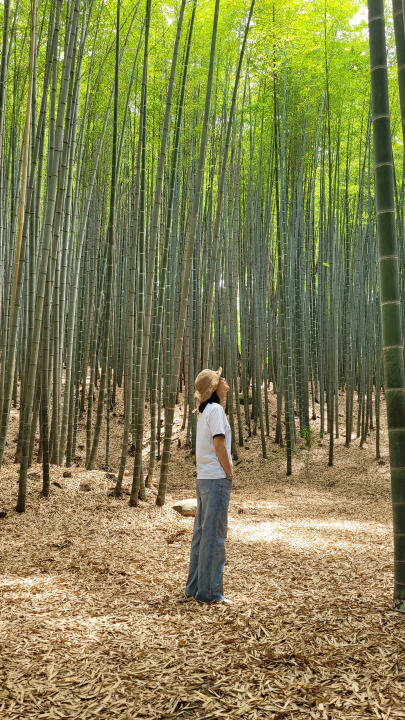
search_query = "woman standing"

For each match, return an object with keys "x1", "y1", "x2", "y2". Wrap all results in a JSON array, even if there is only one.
[{"x1": 185, "y1": 368, "x2": 233, "y2": 604}]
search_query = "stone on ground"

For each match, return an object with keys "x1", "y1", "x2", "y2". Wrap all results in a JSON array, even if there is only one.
[{"x1": 172, "y1": 498, "x2": 197, "y2": 517}]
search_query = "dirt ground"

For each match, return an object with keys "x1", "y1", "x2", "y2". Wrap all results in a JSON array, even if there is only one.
[{"x1": 0, "y1": 390, "x2": 404, "y2": 719}]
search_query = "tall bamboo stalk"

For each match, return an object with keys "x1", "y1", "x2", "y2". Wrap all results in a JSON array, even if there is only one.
[{"x1": 368, "y1": 0, "x2": 405, "y2": 610}]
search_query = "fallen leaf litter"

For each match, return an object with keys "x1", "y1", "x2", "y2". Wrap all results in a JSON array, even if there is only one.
[{"x1": 0, "y1": 390, "x2": 404, "y2": 719}]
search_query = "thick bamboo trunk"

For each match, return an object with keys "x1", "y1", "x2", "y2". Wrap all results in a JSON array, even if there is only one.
[{"x1": 368, "y1": 0, "x2": 405, "y2": 609}]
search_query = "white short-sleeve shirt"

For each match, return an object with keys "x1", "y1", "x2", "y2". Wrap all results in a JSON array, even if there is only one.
[{"x1": 196, "y1": 403, "x2": 233, "y2": 480}]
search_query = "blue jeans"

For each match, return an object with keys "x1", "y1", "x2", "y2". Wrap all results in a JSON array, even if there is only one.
[{"x1": 185, "y1": 477, "x2": 232, "y2": 603}]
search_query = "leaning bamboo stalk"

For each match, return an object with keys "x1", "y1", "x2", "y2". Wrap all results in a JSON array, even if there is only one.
[
  {"x1": 63, "y1": 94, "x2": 114, "y2": 466},
  {"x1": 0, "y1": 0, "x2": 40, "y2": 463},
  {"x1": 146, "y1": 1, "x2": 196, "y2": 485},
  {"x1": 130, "y1": 0, "x2": 187, "y2": 504},
  {"x1": 201, "y1": 0, "x2": 255, "y2": 369},
  {"x1": 87, "y1": 0, "x2": 121, "y2": 470},
  {"x1": 157, "y1": 0, "x2": 220, "y2": 507},
  {"x1": 10, "y1": 0, "x2": 36, "y2": 357},
  {"x1": 114, "y1": 32, "x2": 145, "y2": 495},
  {"x1": 0, "y1": 0, "x2": 11, "y2": 174}
]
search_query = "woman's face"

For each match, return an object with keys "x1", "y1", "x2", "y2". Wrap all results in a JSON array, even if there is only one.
[{"x1": 216, "y1": 376, "x2": 230, "y2": 399}]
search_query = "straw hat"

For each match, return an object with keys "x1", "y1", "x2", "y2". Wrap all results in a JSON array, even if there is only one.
[{"x1": 194, "y1": 367, "x2": 222, "y2": 404}]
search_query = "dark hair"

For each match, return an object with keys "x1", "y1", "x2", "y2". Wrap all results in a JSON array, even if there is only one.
[{"x1": 199, "y1": 390, "x2": 221, "y2": 414}]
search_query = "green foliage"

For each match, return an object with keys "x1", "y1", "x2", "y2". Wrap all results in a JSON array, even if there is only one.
[{"x1": 1, "y1": 0, "x2": 396, "y2": 205}]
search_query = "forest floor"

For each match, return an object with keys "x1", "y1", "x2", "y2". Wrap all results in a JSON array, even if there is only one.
[{"x1": 0, "y1": 390, "x2": 404, "y2": 719}]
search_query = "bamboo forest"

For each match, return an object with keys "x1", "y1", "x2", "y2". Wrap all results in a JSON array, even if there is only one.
[{"x1": 2, "y1": 0, "x2": 405, "y2": 717}]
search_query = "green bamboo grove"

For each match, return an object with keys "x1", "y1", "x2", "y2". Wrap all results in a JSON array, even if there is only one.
[{"x1": 1, "y1": 0, "x2": 405, "y2": 601}]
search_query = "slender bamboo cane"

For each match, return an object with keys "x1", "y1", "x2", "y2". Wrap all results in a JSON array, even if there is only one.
[
  {"x1": 87, "y1": 0, "x2": 121, "y2": 470},
  {"x1": 157, "y1": 0, "x2": 220, "y2": 507},
  {"x1": 147, "y1": 1, "x2": 196, "y2": 484},
  {"x1": 17, "y1": 0, "x2": 80, "y2": 512},
  {"x1": 202, "y1": 0, "x2": 255, "y2": 369},
  {"x1": 130, "y1": 0, "x2": 187, "y2": 504}
]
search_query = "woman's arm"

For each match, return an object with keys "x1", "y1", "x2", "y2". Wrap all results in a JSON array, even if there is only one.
[{"x1": 213, "y1": 436, "x2": 233, "y2": 479}]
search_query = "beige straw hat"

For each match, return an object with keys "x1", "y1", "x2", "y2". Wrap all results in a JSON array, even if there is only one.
[{"x1": 194, "y1": 367, "x2": 222, "y2": 404}]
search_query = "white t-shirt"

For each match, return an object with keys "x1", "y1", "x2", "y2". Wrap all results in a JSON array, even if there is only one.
[{"x1": 196, "y1": 403, "x2": 233, "y2": 480}]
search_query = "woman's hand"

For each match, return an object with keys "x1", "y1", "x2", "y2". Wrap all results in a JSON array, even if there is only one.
[{"x1": 213, "y1": 436, "x2": 233, "y2": 479}]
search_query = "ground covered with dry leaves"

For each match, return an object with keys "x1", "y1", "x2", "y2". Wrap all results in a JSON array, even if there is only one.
[{"x1": 0, "y1": 392, "x2": 404, "y2": 719}]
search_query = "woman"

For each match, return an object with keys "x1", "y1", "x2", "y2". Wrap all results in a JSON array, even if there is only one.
[{"x1": 185, "y1": 367, "x2": 233, "y2": 604}]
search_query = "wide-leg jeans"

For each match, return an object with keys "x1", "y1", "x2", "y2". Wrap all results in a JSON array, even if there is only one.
[{"x1": 185, "y1": 477, "x2": 232, "y2": 603}]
